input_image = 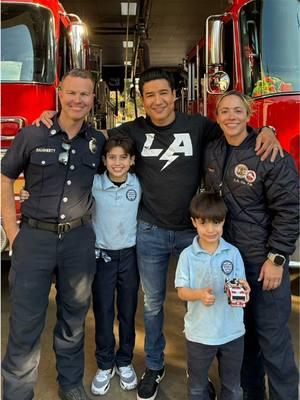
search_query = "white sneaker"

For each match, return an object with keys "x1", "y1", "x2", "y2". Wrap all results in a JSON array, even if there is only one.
[
  {"x1": 116, "y1": 364, "x2": 138, "y2": 390},
  {"x1": 91, "y1": 366, "x2": 115, "y2": 395}
]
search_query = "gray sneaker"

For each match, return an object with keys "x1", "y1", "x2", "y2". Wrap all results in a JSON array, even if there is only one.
[
  {"x1": 116, "y1": 364, "x2": 138, "y2": 390},
  {"x1": 91, "y1": 366, "x2": 115, "y2": 395},
  {"x1": 58, "y1": 385, "x2": 91, "y2": 400}
]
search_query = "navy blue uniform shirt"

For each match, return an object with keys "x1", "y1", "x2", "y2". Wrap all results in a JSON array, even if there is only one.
[{"x1": 1, "y1": 117, "x2": 106, "y2": 222}]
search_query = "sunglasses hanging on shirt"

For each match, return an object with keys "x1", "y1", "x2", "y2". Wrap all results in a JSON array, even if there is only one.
[{"x1": 58, "y1": 141, "x2": 71, "y2": 166}]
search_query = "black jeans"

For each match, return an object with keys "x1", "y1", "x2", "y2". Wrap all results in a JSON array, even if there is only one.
[
  {"x1": 2, "y1": 222, "x2": 96, "y2": 400},
  {"x1": 241, "y1": 266, "x2": 299, "y2": 400},
  {"x1": 186, "y1": 336, "x2": 244, "y2": 400},
  {"x1": 92, "y1": 246, "x2": 139, "y2": 369}
]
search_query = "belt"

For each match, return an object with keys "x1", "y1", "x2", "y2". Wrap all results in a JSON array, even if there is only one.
[{"x1": 22, "y1": 215, "x2": 91, "y2": 235}]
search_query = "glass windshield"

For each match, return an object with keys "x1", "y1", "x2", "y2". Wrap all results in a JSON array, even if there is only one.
[
  {"x1": 1, "y1": 3, "x2": 55, "y2": 83},
  {"x1": 239, "y1": 0, "x2": 300, "y2": 97}
]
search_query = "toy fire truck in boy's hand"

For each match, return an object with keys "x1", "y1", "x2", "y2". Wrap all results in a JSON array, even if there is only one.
[{"x1": 224, "y1": 278, "x2": 249, "y2": 307}]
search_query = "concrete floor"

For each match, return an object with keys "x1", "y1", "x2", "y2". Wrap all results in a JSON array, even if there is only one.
[{"x1": 1, "y1": 261, "x2": 299, "y2": 400}]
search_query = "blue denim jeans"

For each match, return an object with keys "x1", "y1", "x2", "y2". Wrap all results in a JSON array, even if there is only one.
[{"x1": 136, "y1": 220, "x2": 195, "y2": 370}]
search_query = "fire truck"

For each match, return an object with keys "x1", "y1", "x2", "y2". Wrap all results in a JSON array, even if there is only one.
[
  {"x1": 182, "y1": 0, "x2": 299, "y2": 170},
  {"x1": 181, "y1": 0, "x2": 299, "y2": 268},
  {"x1": 1, "y1": 0, "x2": 91, "y2": 252},
  {"x1": 224, "y1": 278, "x2": 248, "y2": 307}
]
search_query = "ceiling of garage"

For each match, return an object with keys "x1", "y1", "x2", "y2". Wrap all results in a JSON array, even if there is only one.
[{"x1": 61, "y1": 0, "x2": 228, "y2": 72}]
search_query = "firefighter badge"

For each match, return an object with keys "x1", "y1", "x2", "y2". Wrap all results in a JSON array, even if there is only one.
[
  {"x1": 89, "y1": 138, "x2": 97, "y2": 154},
  {"x1": 234, "y1": 163, "x2": 257, "y2": 183},
  {"x1": 234, "y1": 164, "x2": 248, "y2": 179}
]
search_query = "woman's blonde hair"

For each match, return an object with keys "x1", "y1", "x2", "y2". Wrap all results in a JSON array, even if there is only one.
[{"x1": 216, "y1": 90, "x2": 253, "y2": 116}]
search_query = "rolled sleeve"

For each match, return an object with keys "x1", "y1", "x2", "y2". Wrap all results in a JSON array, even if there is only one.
[{"x1": 1, "y1": 130, "x2": 29, "y2": 179}]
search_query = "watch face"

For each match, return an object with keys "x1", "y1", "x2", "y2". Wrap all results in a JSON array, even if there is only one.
[{"x1": 274, "y1": 255, "x2": 285, "y2": 265}]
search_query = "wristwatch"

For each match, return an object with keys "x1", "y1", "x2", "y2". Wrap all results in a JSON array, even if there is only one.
[
  {"x1": 259, "y1": 125, "x2": 277, "y2": 135},
  {"x1": 268, "y1": 252, "x2": 286, "y2": 267}
]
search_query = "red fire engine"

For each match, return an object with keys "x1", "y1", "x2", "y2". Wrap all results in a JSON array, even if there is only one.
[
  {"x1": 0, "y1": 0, "x2": 91, "y2": 251},
  {"x1": 182, "y1": 0, "x2": 299, "y2": 170}
]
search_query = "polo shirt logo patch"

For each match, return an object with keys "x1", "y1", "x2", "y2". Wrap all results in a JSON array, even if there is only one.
[
  {"x1": 35, "y1": 148, "x2": 56, "y2": 153},
  {"x1": 221, "y1": 260, "x2": 233, "y2": 275},
  {"x1": 126, "y1": 189, "x2": 137, "y2": 201}
]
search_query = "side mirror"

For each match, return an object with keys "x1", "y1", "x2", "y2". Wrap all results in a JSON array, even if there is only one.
[
  {"x1": 207, "y1": 71, "x2": 230, "y2": 94},
  {"x1": 206, "y1": 18, "x2": 224, "y2": 66},
  {"x1": 69, "y1": 22, "x2": 88, "y2": 69}
]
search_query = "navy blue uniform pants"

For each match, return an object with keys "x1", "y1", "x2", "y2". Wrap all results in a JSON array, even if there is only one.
[
  {"x1": 92, "y1": 246, "x2": 139, "y2": 369},
  {"x1": 1, "y1": 222, "x2": 96, "y2": 400},
  {"x1": 241, "y1": 266, "x2": 299, "y2": 400},
  {"x1": 186, "y1": 336, "x2": 244, "y2": 400}
]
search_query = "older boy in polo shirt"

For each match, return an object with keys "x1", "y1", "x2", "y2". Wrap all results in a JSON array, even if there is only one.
[{"x1": 91, "y1": 134, "x2": 141, "y2": 396}]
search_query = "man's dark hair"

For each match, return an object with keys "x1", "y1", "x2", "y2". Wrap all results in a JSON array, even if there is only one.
[
  {"x1": 104, "y1": 133, "x2": 136, "y2": 157},
  {"x1": 190, "y1": 192, "x2": 227, "y2": 222},
  {"x1": 60, "y1": 68, "x2": 95, "y2": 88},
  {"x1": 138, "y1": 67, "x2": 175, "y2": 95}
]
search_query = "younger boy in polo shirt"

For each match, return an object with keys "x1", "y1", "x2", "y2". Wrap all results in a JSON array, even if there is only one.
[
  {"x1": 175, "y1": 192, "x2": 250, "y2": 400},
  {"x1": 91, "y1": 134, "x2": 141, "y2": 396}
]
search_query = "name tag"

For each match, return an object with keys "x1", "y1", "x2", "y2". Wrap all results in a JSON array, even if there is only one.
[{"x1": 36, "y1": 148, "x2": 56, "y2": 153}]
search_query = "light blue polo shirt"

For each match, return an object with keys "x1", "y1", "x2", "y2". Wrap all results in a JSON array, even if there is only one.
[
  {"x1": 92, "y1": 172, "x2": 141, "y2": 250},
  {"x1": 175, "y1": 236, "x2": 246, "y2": 345}
]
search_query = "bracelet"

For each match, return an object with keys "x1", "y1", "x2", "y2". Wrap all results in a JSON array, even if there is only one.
[{"x1": 259, "y1": 125, "x2": 277, "y2": 135}]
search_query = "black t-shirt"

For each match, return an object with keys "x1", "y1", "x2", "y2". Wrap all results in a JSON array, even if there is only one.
[{"x1": 109, "y1": 112, "x2": 220, "y2": 230}]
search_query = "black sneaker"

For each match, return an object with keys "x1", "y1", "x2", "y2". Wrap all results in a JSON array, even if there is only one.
[
  {"x1": 137, "y1": 367, "x2": 165, "y2": 400},
  {"x1": 58, "y1": 385, "x2": 91, "y2": 400}
]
